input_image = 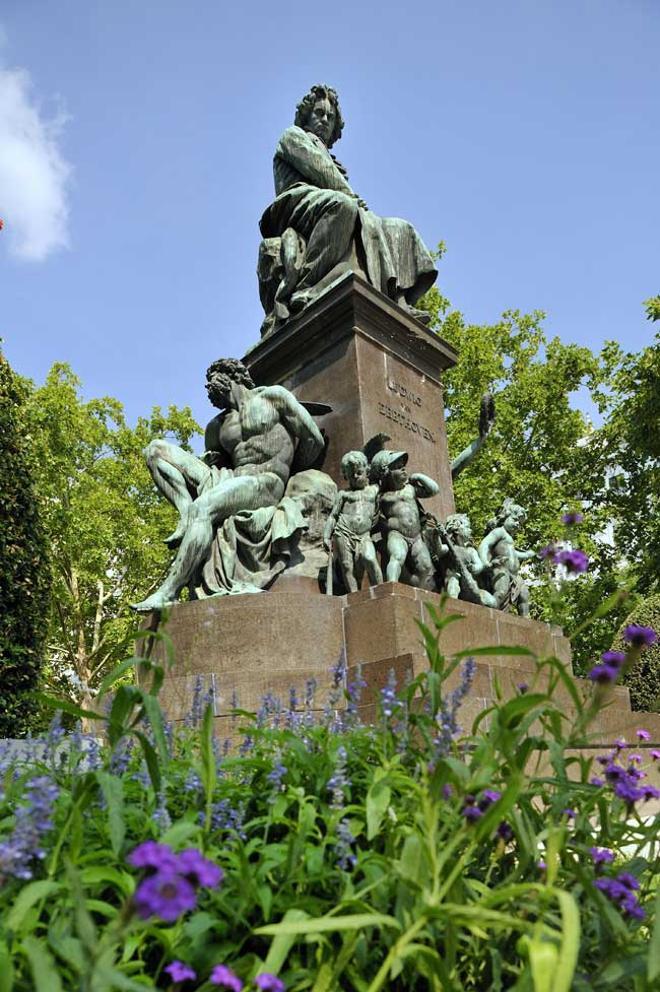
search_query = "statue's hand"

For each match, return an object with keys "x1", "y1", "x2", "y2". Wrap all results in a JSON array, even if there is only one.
[
  {"x1": 202, "y1": 450, "x2": 223, "y2": 467},
  {"x1": 479, "y1": 393, "x2": 496, "y2": 438}
]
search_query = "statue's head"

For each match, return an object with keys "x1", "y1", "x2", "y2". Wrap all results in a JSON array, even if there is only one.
[
  {"x1": 491, "y1": 497, "x2": 527, "y2": 534},
  {"x1": 205, "y1": 358, "x2": 255, "y2": 408},
  {"x1": 445, "y1": 513, "x2": 473, "y2": 543},
  {"x1": 370, "y1": 449, "x2": 408, "y2": 488},
  {"x1": 295, "y1": 84, "x2": 344, "y2": 148},
  {"x1": 341, "y1": 450, "x2": 369, "y2": 489}
]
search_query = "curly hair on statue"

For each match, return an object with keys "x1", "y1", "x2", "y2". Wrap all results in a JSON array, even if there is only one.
[
  {"x1": 205, "y1": 358, "x2": 255, "y2": 388},
  {"x1": 294, "y1": 84, "x2": 345, "y2": 148}
]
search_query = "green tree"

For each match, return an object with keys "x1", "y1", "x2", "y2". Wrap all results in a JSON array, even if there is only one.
[
  {"x1": 418, "y1": 284, "x2": 656, "y2": 671},
  {"x1": 21, "y1": 363, "x2": 200, "y2": 710},
  {"x1": 0, "y1": 351, "x2": 51, "y2": 735}
]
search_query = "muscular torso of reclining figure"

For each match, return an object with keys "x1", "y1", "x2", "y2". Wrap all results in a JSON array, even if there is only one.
[
  {"x1": 380, "y1": 485, "x2": 423, "y2": 541},
  {"x1": 205, "y1": 389, "x2": 295, "y2": 489}
]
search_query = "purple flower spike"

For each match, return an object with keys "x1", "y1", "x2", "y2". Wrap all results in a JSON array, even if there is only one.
[
  {"x1": 255, "y1": 976, "x2": 286, "y2": 992},
  {"x1": 590, "y1": 846, "x2": 615, "y2": 866},
  {"x1": 636, "y1": 729, "x2": 651, "y2": 742},
  {"x1": 176, "y1": 849, "x2": 224, "y2": 889},
  {"x1": 479, "y1": 789, "x2": 501, "y2": 810},
  {"x1": 562, "y1": 808, "x2": 576, "y2": 819},
  {"x1": 554, "y1": 549, "x2": 589, "y2": 573},
  {"x1": 562, "y1": 511, "x2": 584, "y2": 525},
  {"x1": 210, "y1": 964, "x2": 244, "y2": 991},
  {"x1": 165, "y1": 961, "x2": 197, "y2": 983},
  {"x1": 128, "y1": 841, "x2": 178, "y2": 872},
  {"x1": 624, "y1": 625, "x2": 657, "y2": 648},
  {"x1": 134, "y1": 871, "x2": 197, "y2": 921}
]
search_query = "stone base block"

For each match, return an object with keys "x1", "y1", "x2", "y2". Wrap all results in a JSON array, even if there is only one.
[{"x1": 137, "y1": 583, "x2": 659, "y2": 747}]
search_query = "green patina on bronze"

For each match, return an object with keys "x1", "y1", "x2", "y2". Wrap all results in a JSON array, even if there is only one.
[{"x1": 257, "y1": 84, "x2": 438, "y2": 336}]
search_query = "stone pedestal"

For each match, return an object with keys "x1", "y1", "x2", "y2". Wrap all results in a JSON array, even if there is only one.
[
  {"x1": 243, "y1": 272, "x2": 458, "y2": 519},
  {"x1": 138, "y1": 585, "x2": 660, "y2": 748}
]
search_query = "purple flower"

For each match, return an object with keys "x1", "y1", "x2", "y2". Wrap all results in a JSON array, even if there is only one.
[
  {"x1": 595, "y1": 872, "x2": 645, "y2": 920},
  {"x1": 442, "y1": 783, "x2": 454, "y2": 800},
  {"x1": 590, "y1": 847, "x2": 615, "y2": 866},
  {"x1": 537, "y1": 860, "x2": 547, "y2": 871},
  {"x1": 624, "y1": 625, "x2": 657, "y2": 648},
  {"x1": 479, "y1": 789, "x2": 501, "y2": 810},
  {"x1": 497, "y1": 821, "x2": 513, "y2": 842},
  {"x1": 0, "y1": 775, "x2": 59, "y2": 881},
  {"x1": 589, "y1": 663, "x2": 620, "y2": 685},
  {"x1": 601, "y1": 651, "x2": 626, "y2": 667},
  {"x1": 335, "y1": 818, "x2": 357, "y2": 871},
  {"x1": 539, "y1": 544, "x2": 558, "y2": 560},
  {"x1": 462, "y1": 803, "x2": 483, "y2": 822},
  {"x1": 636, "y1": 729, "x2": 651, "y2": 741},
  {"x1": 255, "y1": 976, "x2": 285, "y2": 992},
  {"x1": 210, "y1": 964, "x2": 244, "y2": 990},
  {"x1": 554, "y1": 549, "x2": 589, "y2": 573},
  {"x1": 562, "y1": 808, "x2": 576, "y2": 819},
  {"x1": 651, "y1": 750, "x2": 660, "y2": 761},
  {"x1": 562, "y1": 512, "x2": 584, "y2": 525},
  {"x1": 165, "y1": 961, "x2": 197, "y2": 983},
  {"x1": 517, "y1": 682, "x2": 529, "y2": 694},
  {"x1": 590, "y1": 776, "x2": 605, "y2": 787},
  {"x1": 176, "y1": 849, "x2": 224, "y2": 889},
  {"x1": 134, "y1": 871, "x2": 197, "y2": 921},
  {"x1": 128, "y1": 841, "x2": 178, "y2": 872}
]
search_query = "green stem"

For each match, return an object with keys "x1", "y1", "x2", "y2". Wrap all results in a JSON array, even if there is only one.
[{"x1": 366, "y1": 915, "x2": 428, "y2": 992}]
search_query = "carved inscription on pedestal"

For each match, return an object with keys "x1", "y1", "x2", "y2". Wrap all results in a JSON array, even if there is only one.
[{"x1": 377, "y1": 379, "x2": 436, "y2": 444}]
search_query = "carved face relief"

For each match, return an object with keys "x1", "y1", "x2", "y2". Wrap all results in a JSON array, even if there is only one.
[
  {"x1": 206, "y1": 373, "x2": 233, "y2": 409},
  {"x1": 305, "y1": 97, "x2": 336, "y2": 146},
  {"x1": 347, "y1": 461, "x2": 368, "y2": 490},
  {"x1": 389, "y1": 467, "x2": 409, "y2": 490}
]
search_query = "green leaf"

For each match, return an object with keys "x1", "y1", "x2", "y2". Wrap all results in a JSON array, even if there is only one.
[
  {"x1": 553, "y1": 890, "x2": 580, "y2": 992},
  {"x1": 138, "y1": 690, "x2": 169, "y2": 764},
  {"x1": 7, "y1": 880, "x2": 60, "y2": 933},
  {"x1": 262, "y1": 909, "x2": 309, "y2": 975},
  {"x1": 397, "y1": 832, "x2": 424, "y2": 887},
  {"x1": 161, "y1": 819, "x2": 201, "y2": 848},
  {"x1": 132, "y1": 730, "x2": 161, "y2": 792},
  {"x1": 96, "y1": 771, "x2": 126, "y2": 856},
  {"x1": 256, "y1": 913, "x2": 401, "y2": 936},
  {"x1": 648, "y1": 886, "x2": 660, "y2": 983},
  {"x1": 453, "y1": 645, "x2": 536, "y2": 658},
  {"x1": 95, "y1": 657, "x2": 140, "y2": 699},
  {"x1": 366, "y1": 779, "x2": 391, "y2": 841},
  {"x1": 21, "y1": 936, "x2": 63, "y2": 992},
  {"x1": 528, "y1": 939, "x2": 558, "y2": 992},
  {"x1": 35, "y1": 692, "x2": 103, "y2": 722},
  {"x1": 0, "y1": 939, "x2": 15, "y2": 992}
]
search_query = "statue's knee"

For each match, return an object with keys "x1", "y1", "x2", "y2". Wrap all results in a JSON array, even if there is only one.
[
  {"x1": 330, "y1": 192, "x2": 358, "y2": 223},
  {"x1": 144, "y1": 439, "x2": 166, "y2": 461}
]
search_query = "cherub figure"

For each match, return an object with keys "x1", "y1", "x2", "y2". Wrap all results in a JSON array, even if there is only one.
[
  {"x1": 433, "y1": 513, "x2": 497, "y2": 607},
  {"x1": 478, "y1": 498, "x2": 536, "y2": 616},
  {"x1": 323, "y1": 451, "x2": 383, "y2": 593},
  {"x1": 370, "y1": 449, "x2": 439, "y2": 590}
]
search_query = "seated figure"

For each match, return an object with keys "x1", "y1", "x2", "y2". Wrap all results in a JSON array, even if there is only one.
[
  {"x1": 258, "y1": 84, "x2": 438, "y2": 336},
  {"x1": 131, "y1": 359, "x2": 325, "y2": 611}
]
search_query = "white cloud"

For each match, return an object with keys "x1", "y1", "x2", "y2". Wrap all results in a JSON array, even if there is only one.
[{"x1": 0, "y1": 55, "x2": 72, "y2": 261}]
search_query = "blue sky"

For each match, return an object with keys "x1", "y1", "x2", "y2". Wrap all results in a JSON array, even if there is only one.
[{"x1": 1, "y1": 0, "x2": 658, "y2": 431}]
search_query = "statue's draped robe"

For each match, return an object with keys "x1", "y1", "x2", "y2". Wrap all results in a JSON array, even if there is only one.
[
  {"x1": 190, "y1": 467, "x2": 307, "y2": 597},
  {"x1": 259, "y1": 126, "x2": 437, "y2": 305}
]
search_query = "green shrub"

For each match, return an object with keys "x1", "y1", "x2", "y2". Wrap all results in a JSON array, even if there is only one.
[
  {"x1": 615, "y1": 593, "x2": 660, "y2": 711},
  {"x1": 0, "y1": 354, "x2": 51, "y2": 736},
  {"x1": 0, "y1": 607, "x2": 658, "y2": 991}
]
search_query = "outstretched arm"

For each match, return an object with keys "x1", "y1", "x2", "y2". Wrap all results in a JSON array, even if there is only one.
[
  {"x1": 277, "y1": 127, "x2": 355, "y2": 194},
  {"x1": 266, "y1": 385, "x2": 325, "y2": 468},
  {"x1": 410, "y1": 473, "x2": 440, "y2": 499},
  {"x1": 451, "y1": 393, "x2": 495, "y2": 480}
]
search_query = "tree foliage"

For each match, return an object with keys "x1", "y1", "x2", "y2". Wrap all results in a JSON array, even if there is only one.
[
  {"x1": 418, "y1": 284, "x2": 659, "y2": 672},
  {"x1": 20, "y1": 363, "x2": 200, "y2": 710},
  {"x1": 0, "y1": 351, "x2": 51, "y2": 736},
  {"x1": 614, "y1": 593, "x2": 660, "y2": 712}
]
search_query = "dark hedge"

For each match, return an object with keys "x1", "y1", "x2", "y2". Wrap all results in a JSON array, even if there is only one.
[
  {"x1": 0, "y1": 353, "x2": 51, "y2": 736},
  {"x1": 615, "y1": 593, "x2": 660, "y2": 712}
]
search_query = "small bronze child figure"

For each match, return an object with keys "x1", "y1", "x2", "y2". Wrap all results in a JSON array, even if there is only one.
[
  {"x1": 323, "y1": 451, "x2": 383, "y2": 593},
  {"x1": 478, "y1": 498, "x2": 536, "y2": 616},
  {"x1": 370, "y1": 449, "x2": 439, "y2": 591}
]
